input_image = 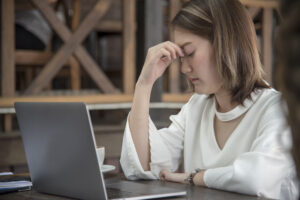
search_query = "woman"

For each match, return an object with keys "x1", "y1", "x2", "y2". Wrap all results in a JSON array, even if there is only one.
[{"x1": 120, "y1": 0, "x2": 298, "y2": 199}]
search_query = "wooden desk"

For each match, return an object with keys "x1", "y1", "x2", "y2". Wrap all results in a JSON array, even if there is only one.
[{"x1": 0, "y1": 174, "x2": 265, "y2": 200}]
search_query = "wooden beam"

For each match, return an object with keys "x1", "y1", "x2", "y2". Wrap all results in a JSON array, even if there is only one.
[
  {"x1": 0, "y1": 94, "x2": 134, "y2": 108},
  {"x1": 162, "y1": 93, "x2": 192, "y2": 102},
  {"x1": 247, "y1": 7, "x2": 261, "y2": 19},
  {"x1": 69, "y1": 56, "x2": 81, "y2": 90},
  {"x1": 1, "y1": 0, "x2": 15, "y2": 97},
  {"x1": 71, "y1": 0, "x2": 80, "y2": 31},
  {"x1": 4, "y1": 114, "x2": 12, "y2": 132},
  {"x1": 95, "y1": 20, "x2": 122, "y2": 32},
  {"x1": 15, "y1": 50, "x2": 52, "y2": 65},
  {"x1": 1, "y1": 0, "x2": 15, "y2": 132},
  {"x1": 122, "y1": 0, "x2": 136, "y2": 94},
  {"x1": 70, "y1": 0, "x2": 81, "y2": 91},
  {"x1": 0, "y1": 93, "x2": 192, "y2": 109},
  {"x1": 27, "y1": 0, "x2": 117, "y2": 94},
  {"x1": 262, "y1": 8, "x2": 273, "y2": 84},
  {"x1": 240, "y1": 0, "x2": 279, "y2": 8}
]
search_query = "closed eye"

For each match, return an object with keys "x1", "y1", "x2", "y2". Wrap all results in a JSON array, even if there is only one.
[
  {"x1": 187, "y1": 51, "x2": 195, "y2": 57},
  {"x1": 179, "y1": 51, "x2": 194, "y2": 64}
]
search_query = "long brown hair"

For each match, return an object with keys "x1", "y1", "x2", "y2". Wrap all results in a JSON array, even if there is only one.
[{"x1": 172, "y1": 0, "x2": 269, "y2": 104}]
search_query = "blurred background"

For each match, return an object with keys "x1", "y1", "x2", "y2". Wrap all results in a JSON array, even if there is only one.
[{"x1": 0, "y1": 0, "x2": 280, "y2": 174}]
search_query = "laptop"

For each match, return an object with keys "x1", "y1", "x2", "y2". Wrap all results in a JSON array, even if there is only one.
[{"x1": 15, "y1": 102, "x2": 187, "y2": 200}]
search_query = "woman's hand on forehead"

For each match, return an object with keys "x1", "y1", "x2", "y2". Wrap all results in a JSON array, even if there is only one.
[{"x1": 138, "y1": 41, "x2": 184, "y2": 86}]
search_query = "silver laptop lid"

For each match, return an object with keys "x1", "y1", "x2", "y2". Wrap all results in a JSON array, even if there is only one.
[{"x1": 15, "y1": 102, "x2": 108, "y2": 200}]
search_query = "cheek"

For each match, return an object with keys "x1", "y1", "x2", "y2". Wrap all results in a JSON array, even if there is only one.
[
  {"x1": 193, "y1": 54, "x2": 221, "y2": 84},
  {"x1": 192, "y1": 52, "x2": 212, "y2": 74}
]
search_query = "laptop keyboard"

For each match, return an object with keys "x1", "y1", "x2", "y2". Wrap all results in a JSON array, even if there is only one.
[{"x1": 106, "y1": 187, "x2": 138, "y2": 199}]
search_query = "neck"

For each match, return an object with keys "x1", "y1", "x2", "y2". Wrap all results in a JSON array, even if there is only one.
[{"x1": 214, "y1": 89, "x2": 238, "y2": 113}]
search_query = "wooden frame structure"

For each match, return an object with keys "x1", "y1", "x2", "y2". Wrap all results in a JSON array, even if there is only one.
[
  {"x1": 0, "y1": 0, "x2": 137, "y2": 132},
  {"x1": 1, "y1": 0, "x2": 137, "y2": 95},
  {"x1": 241, "y1": 0, "x2": 280, "y2": 85},
  {"x1": 25, "y1": 0, "x2": 117, "y2": 95}
]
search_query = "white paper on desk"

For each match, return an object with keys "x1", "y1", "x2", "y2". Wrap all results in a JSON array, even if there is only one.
[
  {"x1": 0, "y1": 172, "x2": 13, "y2": 176},
  {"x1": 0, "y1": 172, "x2": 32, "y2": 192},
  {"x1": 0, "y1": 181, "x2": 32, "y2": 190}
]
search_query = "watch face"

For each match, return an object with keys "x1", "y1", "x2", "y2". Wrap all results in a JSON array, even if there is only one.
[
  {"x1": 186, "y1": 169, "x2": 202, "y2": 185},
  {"x1": 184, "y1": 173, "x2": 193, "y2": 184}
]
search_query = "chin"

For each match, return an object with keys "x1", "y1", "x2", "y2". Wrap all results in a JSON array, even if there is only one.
[
  {"x1": 193, "y1": 86, "x2": 215, "y2": 96},
  {"x1": 194, "y1": 87, "x2": 207, "y2": 95}
]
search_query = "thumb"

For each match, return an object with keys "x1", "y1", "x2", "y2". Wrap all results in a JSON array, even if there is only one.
[{"x1": 159, "y1": 172, "x2": 166, "y2": 180}]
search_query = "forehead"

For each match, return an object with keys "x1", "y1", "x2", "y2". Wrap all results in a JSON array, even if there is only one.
[{"x1": 173, "y1": 28, "x2": 206, "y2": 47}]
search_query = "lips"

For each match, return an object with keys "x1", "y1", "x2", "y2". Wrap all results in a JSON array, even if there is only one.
[{"x1": 188, "y1": 77, "x2": 199, "y2": 82}]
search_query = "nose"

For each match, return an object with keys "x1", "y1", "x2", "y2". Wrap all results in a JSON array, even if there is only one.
[{"x1": 180, "y1": 57, "x2": 192, "y2": 74}]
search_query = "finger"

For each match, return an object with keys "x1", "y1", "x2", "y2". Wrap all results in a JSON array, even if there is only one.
[
  {"x1": 159, "y1": 48, "x2": 172, "y2": 63},
  {"x1": 162, "y1": 41, "x2": 184, "y2": 58},
  {"x1": 159, "y1": 172, "x2": 163, "y2": 179},
  {"x1": 161, "y1": 56, "x2": 171, "y2": 64},
  {"x1": 159, "y1": 174, "x2": 163, "y2": 179},
  {"x1": 159, "y1": 171, "x2": 163, "y2": 176},
  {"x1": 163, "y1": 43, "x2": 177, "y2": 60},
  {"x1": 168, "y1": 41, "x2": 185, "y2": 57}
]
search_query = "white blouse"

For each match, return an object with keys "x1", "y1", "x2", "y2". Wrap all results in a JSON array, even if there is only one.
[{"x1": 120, "y1": 88, "x2": 299, "y2": 199}]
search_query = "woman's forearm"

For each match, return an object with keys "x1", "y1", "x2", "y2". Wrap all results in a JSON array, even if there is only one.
[
  {"x1": 169, "y1": 173, "x2": 189, "y2": 184},
  {"x1": 160, "y1": 169, "x2": 206, "y2": 186},
  {"x1": 129, "y1": 80, "x2": 153, "y2": 171},
  {"x1": 128, "y1": 41, "x2": 183, "y2": 172}
]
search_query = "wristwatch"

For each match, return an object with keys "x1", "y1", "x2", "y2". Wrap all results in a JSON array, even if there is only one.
[{"x1": 184, "y1": 168, "x2": 201, "y2": 185}]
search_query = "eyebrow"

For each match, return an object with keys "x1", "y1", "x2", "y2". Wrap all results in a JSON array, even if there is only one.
[{"x1": 179, "y1": 42, "x2": 192, "y2": 49}]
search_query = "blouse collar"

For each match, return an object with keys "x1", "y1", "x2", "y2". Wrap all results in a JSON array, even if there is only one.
[{"x1": 214, "y1": 90, "x2": 262, "y2": 122}]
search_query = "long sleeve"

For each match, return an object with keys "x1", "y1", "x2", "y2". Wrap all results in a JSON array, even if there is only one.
[
  {"x1": 203, "y1": 97, "x2": 298, "y2": 199},
  {"x1": 120, "y1": 99, "x2": 190, "y2": 180}
]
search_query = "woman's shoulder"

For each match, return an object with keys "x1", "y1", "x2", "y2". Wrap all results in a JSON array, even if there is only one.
[
  {"x1": 255, "y1": 87, "x2": 282, "y2": 106},
  {"x1": 252, "y1": 88, "x2": 285, "y2": 122}
]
